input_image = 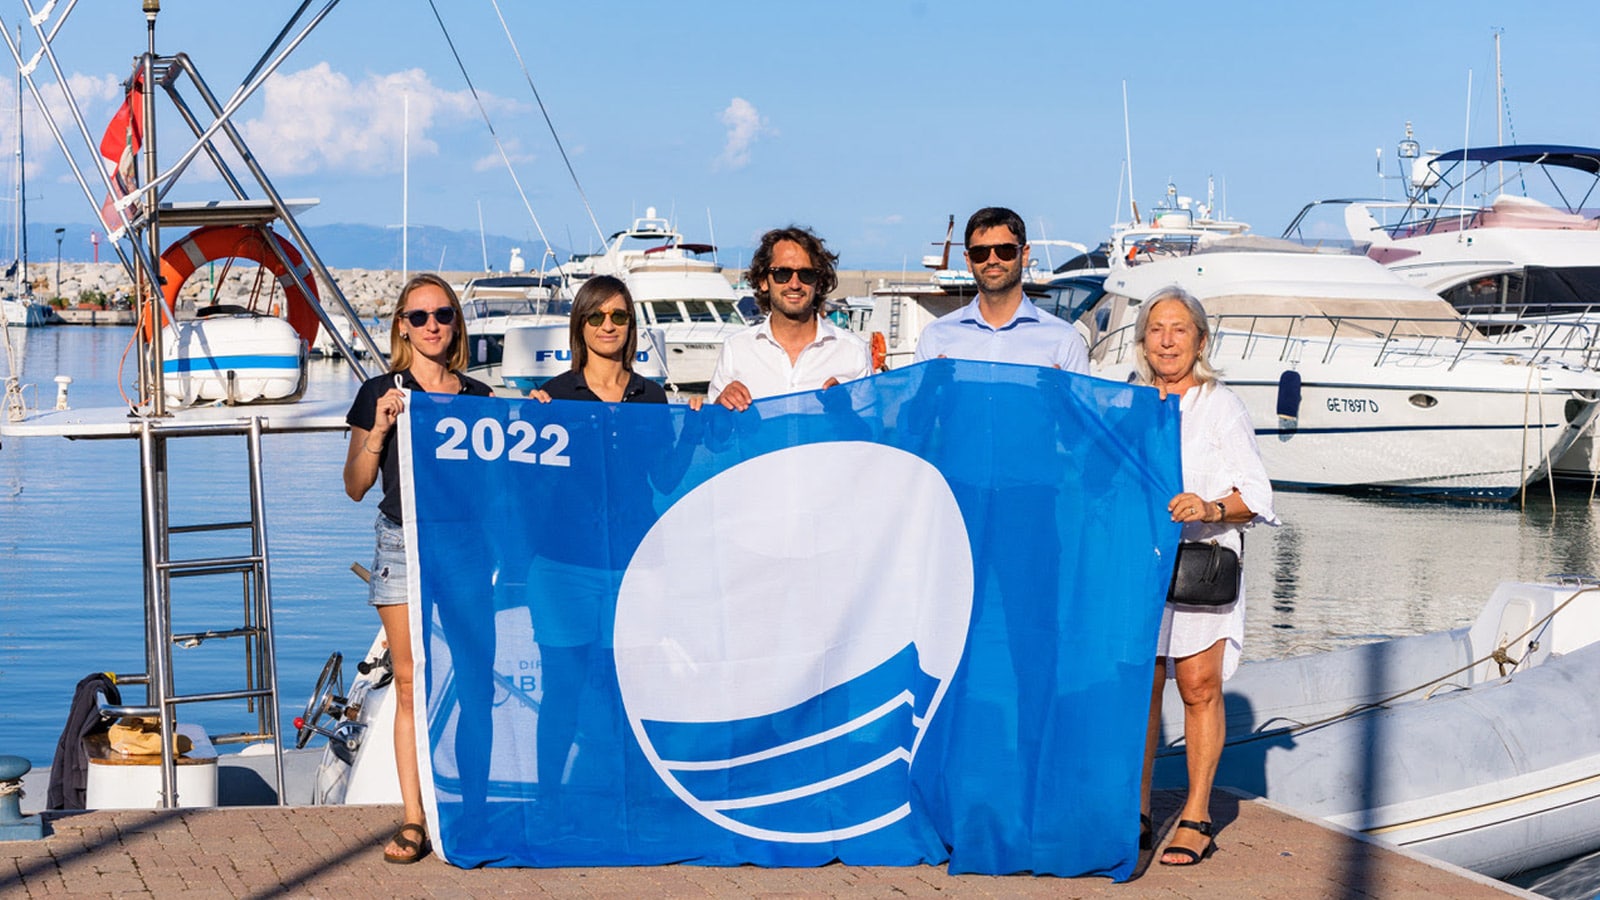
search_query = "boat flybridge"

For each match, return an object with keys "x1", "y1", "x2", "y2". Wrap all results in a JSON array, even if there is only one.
[
  {"x1": 1283, "y1": 136, "x2": 1600, "y2": 479},
  {"x1": 0, "y1": 0, "x2": 385, "y2": 810}
]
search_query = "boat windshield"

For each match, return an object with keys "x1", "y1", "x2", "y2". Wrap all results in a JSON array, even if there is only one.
[
  {"x1": 644, "y1": 300, "x2": 685, "y2": 323},
  {"x1": 707, "y1": 299, "x2": 746, "y2": 324}
]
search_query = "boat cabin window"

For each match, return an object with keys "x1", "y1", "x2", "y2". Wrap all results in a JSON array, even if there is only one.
[
  {"x1": 646, "y1": 300, "x2": 685, "y2": 323},
  {"x1": 707, "y1": 299, "x2": 745, "y2": 324},
  {"x1": 687, "y1": 301, "x2": 718, "y2": 323},
  {"x1": 1035, "y1": 279, "x2": 1107, "y2": 324}
]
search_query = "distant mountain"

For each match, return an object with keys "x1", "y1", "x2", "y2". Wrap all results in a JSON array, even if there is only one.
[{"x1": 17, "y1": 220, "x2": 772, "y2": 273}]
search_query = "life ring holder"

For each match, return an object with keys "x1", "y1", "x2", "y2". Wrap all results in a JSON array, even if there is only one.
[
  {"x1": 152, "y1": 224, "x2": 321, "y2": 347},
  {"x1": 870, "y1": 331, "x2": 888, "y2": 371}
]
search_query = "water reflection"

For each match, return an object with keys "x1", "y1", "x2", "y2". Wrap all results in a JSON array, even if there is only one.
[{"x1": 1244, "y1": 489, "x2": 1599, "y2": 661}]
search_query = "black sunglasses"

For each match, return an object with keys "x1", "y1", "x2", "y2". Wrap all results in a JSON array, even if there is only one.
[
  {"x1": 584, "y1": 309, "x2": 632, "y2": 327},
  {"x1": 403, "y1": 307, "x2": 456, "y2": 327},
  {"x1": 968, "y1": 243, "x2": 1021, "y2": 264},
  {"x1": 768, "y1": 266, "x2": 820, "y2": 286}
]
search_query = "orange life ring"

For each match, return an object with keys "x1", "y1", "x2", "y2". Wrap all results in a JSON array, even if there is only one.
[
  {"x1": 870, "y1": 331, "x2": 887, "y2": 371},
  {"x1": 152, "y1": 225, "x2": 321, "y2": 346}
]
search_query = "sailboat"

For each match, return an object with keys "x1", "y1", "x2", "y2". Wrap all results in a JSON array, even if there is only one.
[{"x1": 0, "y1": 26, "x2": 49, "y2": 329}]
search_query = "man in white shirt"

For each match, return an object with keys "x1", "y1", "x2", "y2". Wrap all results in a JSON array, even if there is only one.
[{"x1": 708, "y1": 227, "x2": 871, "y2": 410}]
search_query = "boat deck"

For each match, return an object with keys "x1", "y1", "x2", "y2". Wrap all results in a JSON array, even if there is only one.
[{"x1": 0, "y1": 789, "x2": 1531, "y2": 898}]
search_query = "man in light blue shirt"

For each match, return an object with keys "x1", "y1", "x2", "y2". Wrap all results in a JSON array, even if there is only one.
[{"x1": 912, "y1": 207, "x2": 1089, "y2": 373}]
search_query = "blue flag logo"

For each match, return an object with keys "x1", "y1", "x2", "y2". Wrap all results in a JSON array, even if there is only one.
[{"x1": 401, "y1": 360, "x2": 1182, "y2": 877}]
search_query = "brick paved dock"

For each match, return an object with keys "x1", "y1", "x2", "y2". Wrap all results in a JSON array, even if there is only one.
[{"x1": 1, "y1": 790, "x2": 1531, "y2": 898}]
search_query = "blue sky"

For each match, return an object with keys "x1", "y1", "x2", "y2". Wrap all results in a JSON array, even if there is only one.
[{"x1": 5, "y1": 0, "x2": 1600, "y2": 268}]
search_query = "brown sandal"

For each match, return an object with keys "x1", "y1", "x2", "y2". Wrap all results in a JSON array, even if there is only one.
[{"x1": 383, "y1": 822, "x2": 431, "y2": 865}]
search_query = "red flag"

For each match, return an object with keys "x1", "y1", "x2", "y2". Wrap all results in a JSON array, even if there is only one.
[
  {"x1": 98, "y1": 71, "x2": 143, "y2": 163},
  {"x1": 98, "y1": 72, "x2": 144, "y2": 236}
]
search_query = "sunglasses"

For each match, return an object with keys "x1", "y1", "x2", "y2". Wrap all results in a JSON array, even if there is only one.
[
  {"x1": 584, "y1": 309, "x2": 632, "y2": 327},
  {"x1": 768, "y1": 267, "x2": 820, "y2": 286},
  {"x1": 968, "y1": 243, "x2": 1021, "y2": 264},
  {"x1": 403, "y1": 307, "x2": 456, "y2": 327}
]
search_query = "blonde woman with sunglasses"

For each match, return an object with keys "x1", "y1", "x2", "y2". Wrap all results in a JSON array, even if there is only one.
[{"x1": 343, "y1": 273, "x2": 493, "y2": 864}]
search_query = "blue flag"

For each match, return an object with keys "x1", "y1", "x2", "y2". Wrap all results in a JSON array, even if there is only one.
[{"x1": 400, "y1": 359, "x2": 1181, "y2": 877}]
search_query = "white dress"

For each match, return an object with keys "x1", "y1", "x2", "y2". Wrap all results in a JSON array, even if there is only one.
[{"x1": 1157, "y1": 381, "x2": 1278, "y2": 680}]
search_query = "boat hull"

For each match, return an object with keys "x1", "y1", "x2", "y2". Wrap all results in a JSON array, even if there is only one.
[
  {"x1": 1097, "y1": 335, "x2": 1600, "y2": 498},
  {"x1": 1155, "y1": 581, "x2": 1600, "y2": 877}
]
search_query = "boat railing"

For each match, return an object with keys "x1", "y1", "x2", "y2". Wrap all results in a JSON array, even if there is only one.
[{"x1": 1091, "y1": 311, "x2": 1499, "y2": 371}]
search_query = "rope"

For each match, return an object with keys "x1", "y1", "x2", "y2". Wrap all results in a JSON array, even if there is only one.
[
  {"x1": 487, "y1": 0, "x2": 606, "y2": 247},
  {"x1": 1168, "y1": 584, "x2": 1600, "y2": 751},
  {"x1": 0, "y1": 780, "x2": 22, "y2": 797},
  {"x1": 422, "y1": 0, "x2": 556, "y2": 264}
]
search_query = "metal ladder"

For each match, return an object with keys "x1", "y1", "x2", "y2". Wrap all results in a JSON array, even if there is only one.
[{"x1": 100, "y1": 415, "x2": 285, "y2": 807}]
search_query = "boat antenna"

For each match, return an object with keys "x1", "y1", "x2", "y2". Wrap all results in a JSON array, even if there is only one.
[
  {"x1": 1112, "y1": 158, "x2": 1126, "y2": 229},
  {"x1": 1122, "y1": 80, "x2": 1140, "y2": 225},
  {"x1": 705, "y1": 208, "x2": 718, "y2": 265},
  {"x1": 1460, "y1": 68, "x2": 1472, "y2": 237},
  {"x1": 422, "y1": 0, "x2": 557, "y2": 258},
  {"x1": 478, "y1": 200, "x2": 488, "y2": 272},
  {"x1": 486, "y1": 0, "x2": 606, "y2": 246}
]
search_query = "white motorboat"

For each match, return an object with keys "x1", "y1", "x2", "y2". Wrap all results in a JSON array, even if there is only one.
[
  {"x1": 1284, "y1": 139, "x2": 1600, "y2": 480},
  {"x1": 1085, "y1": 225, "x2": 1600, "y2": 499},
  {"x1": 458, "y1": 273, "x2": 569, "y2": 388},
  {"x1": 1155, "y1": 577, "x2": 1600, "y2": 878},
  {"x1": 562, "y1": 208, "x2": 747, "y2": 389}
]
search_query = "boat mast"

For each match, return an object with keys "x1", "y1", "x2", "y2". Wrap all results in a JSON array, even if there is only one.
[
  {"x1": 15, "y1": 24, "x2": 25, "y2": 297},
  {"x1": 142, "y1": 0, "x2": 166, "y2": 414},
  {"x1": 1494, "y1": 29, "x2": 1504, "y2": 192},
  {"x1": 1122, "y1": 81, "x2": 1139, "y2": 225},
  {"x1": 402, "y1": 92, "x2": 408, "y2": 284}
]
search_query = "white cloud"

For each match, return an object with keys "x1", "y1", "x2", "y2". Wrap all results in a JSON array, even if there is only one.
[
  {"x1": 715, "y1": 97, "x2": 774, "y2": 171},
  {"x1": 474, "y1": 138, "x2": 534, "y2": 173},
  {"x1": 236, "y1": 63, "x2": 490, "y2": 175}
]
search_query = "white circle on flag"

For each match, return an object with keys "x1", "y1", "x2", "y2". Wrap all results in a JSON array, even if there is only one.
[{"x1": 614, "y1": 440, "x2": 974, "y2": 842}]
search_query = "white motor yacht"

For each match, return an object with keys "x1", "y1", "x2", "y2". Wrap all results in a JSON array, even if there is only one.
[
  {"x1": 1086, "y1": 225, "x2": 1600, "y2": 499},
  {"x1": 458, "y1": 273, "x2": 570, "y2": 389},
  {"x1": 1284, "y1": 139, "x2": 1600, "y2": 479},
  {"x1": 562, "y1": 209, "x2": 747, "y2": 389}
]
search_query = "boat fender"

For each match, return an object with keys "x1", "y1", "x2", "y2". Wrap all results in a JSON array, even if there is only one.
[
  {"x1": 1276, "y1": 370, "x2": 1302, "y2": 436},
  {"x1": 870, "y1": 331, "x2": 888, "y2": 371}
]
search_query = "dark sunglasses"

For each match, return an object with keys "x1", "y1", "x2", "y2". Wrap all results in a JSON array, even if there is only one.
[
  {"x1": 768, "y1": 266, "x2": 820, "y2": 286},
  {"x1": 584, "y1": 309, "x2": 632, "y2": 327},
  {"x1": 403, "y1": 307, "x2": 456, "y2": 327},
  {"x1": 968, "y1": 243, "x2": 1021, "y2": 264}
]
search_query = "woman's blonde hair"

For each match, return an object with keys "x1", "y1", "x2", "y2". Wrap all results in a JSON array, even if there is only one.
[
  {"x1": 387, "y1": 273, "x2": 470, "y2": 373},
  {"x1": 1132, "y1": 285, "x2": 1219, "y2": 387}
]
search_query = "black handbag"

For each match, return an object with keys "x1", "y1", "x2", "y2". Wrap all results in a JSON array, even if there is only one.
[{"x1": 1166, "y1": 540, "x2": 1240, "y2": 607}]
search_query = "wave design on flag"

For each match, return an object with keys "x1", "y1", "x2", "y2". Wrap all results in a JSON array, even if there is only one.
[{"x1": 642, "y1": 644, "x2": 939, "y2": 836}]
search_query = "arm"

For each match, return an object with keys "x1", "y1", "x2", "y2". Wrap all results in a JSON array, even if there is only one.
[{"x1": 343, "y1": 387, "x2": 404, "y2": 501}]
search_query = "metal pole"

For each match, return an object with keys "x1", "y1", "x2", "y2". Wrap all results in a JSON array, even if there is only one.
[{"x1": 144, "y1": 1, "x2": 166, "y2": 416}]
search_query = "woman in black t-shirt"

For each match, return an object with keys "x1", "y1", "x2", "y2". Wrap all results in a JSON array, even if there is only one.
[{"x1": 343, "y1": 273, "x2": 490, "y2": 864}]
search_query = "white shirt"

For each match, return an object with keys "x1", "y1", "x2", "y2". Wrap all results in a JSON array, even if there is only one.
[
  {"x1": 707, "y1": 316, "x2": 872, "y2": 401},
  {"x1": 1157, "y1": 381, "x2": 1278, "y2": 680}
]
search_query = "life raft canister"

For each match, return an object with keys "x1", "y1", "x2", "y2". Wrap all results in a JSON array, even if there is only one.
[
  {"x1": 154, "y1": 224, "x2": 321, "y2": 347},
  {"x1": 870, "y1": 331, "x2": 888, "y2": 371}
]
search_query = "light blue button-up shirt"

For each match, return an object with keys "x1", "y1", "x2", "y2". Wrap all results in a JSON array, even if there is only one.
[{"x1": 912, "y1": 296, "x2": 1089, "y2": 373}]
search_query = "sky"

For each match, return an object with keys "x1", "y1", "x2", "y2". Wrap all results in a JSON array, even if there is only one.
[{"x1": 3, "y1": 0, "x2": 1599, "y2": 269}]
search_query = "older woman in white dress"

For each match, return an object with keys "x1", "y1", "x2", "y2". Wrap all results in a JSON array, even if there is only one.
[{"x1": 1135, "y1": 286, "x2": 1277, "y2": 866}]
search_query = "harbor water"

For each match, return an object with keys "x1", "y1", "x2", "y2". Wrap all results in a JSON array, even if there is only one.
[{"x1": 1, "y1": 325, "x2": 1597, "y2": 894}]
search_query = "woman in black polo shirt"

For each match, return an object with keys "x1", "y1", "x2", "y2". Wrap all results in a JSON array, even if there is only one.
[
  {"x1": 343, "y1": 273, "x2": 491, "y2": 864},
  {"x1": 532, "y1": 275, "x2": 667, "y2": 405}
]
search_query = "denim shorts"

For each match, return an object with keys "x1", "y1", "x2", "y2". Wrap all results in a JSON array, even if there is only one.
[{"x1": 368, "y1": 513, "x2": 409, "y2": 607}]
